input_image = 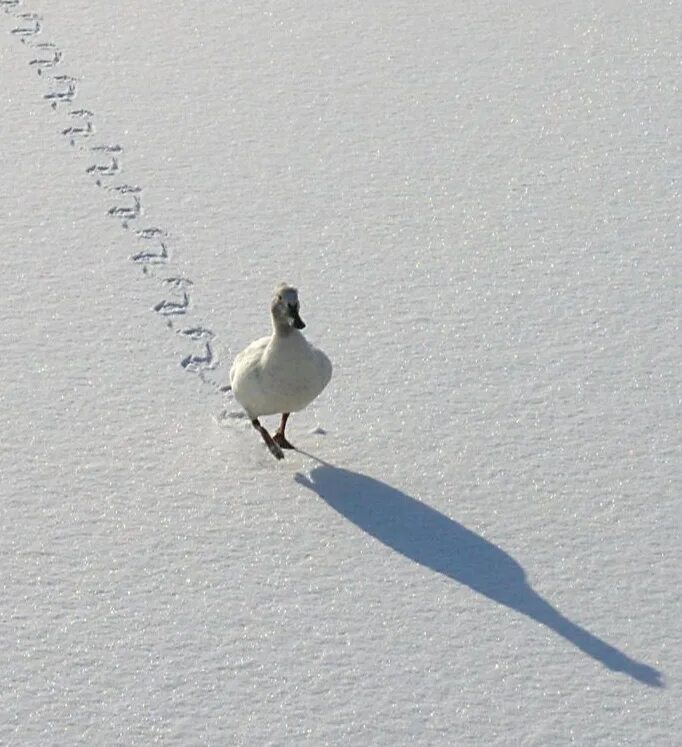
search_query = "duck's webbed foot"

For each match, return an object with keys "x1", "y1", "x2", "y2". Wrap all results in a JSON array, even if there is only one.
[
  {"x1": 273, "y1": 432, "x2": 295, "y2": 450},
  {"x1": 273, "y1": 413, "x2": 295, "y2": 450},
  {"x1": 251, "y1": 418, "x2": 284, "y2": 460}
]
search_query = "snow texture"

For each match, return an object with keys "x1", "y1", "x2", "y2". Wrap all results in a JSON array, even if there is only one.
[{"x1": 1, "y1": 1, "x2": 680, "y2": 744}]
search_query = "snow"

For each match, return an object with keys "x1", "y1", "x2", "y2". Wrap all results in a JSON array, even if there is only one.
[{"x1": 1, "y1": 0, "x2": 680, "y2": 744}]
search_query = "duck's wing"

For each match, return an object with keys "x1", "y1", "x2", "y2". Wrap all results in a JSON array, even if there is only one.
[
  {"x1": 229, "y1": 335, "x2": 270, "y2": 383},
  {"x1": 310, "y1": 345, "x2": 332, "y2": 388}
]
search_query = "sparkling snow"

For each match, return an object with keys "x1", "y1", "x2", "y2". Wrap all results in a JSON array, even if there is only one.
[{"x1": 1, "y1": 1, "x2": 680, "y2": 744}]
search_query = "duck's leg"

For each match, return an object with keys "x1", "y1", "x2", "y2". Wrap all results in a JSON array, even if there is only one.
[
  {"x1": 273, "y1": 413, "x2": 295, "y2": 449},
  {"x1": 251, "y1": 418, "x2": 284, "y2": 460}
]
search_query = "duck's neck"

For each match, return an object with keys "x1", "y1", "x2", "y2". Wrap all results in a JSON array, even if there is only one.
[{"x1": 272, "y1": 318, "x2": 296, "y2": 338}]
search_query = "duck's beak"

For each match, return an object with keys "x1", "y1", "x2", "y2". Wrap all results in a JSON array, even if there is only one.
[{"x1": 293, "y1": 310, "x2": 306, "y2": 329}]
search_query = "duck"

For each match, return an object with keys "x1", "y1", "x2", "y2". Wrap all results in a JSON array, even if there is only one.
[{"x1": 229, "y1": 283, "x2": 332, "y2": 460}]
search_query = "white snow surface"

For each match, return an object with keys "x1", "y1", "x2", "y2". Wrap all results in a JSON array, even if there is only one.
[{"x1": 1, "y1": 1, "x2": 680, "y2": 744}]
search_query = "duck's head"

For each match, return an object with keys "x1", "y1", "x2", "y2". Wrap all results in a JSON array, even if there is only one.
[{"x1": 272, "y1": 283, "x2": 306, "y2": 330}]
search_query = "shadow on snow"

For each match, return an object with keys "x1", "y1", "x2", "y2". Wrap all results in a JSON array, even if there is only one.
[{"x1": 295, "y1": 462, "x2": 662, "y2": 688}]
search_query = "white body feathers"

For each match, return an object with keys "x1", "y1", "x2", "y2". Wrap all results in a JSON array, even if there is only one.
[{"x1": 230, "y1": 331, "x2": 332, "y2": 419}]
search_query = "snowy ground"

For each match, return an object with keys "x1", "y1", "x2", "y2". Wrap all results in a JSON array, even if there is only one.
[{"x1": 1, "y1": 1, "x2": 680, "y2": 744}]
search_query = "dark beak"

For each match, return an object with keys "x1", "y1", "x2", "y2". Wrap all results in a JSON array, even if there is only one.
[{"x1": 293, "y1": 311, "x2": 306, "y2": 329}]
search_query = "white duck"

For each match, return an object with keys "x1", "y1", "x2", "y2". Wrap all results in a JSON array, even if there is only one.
[{"x1": 230, "y1": 283, "x2": 332, "y2": 460}]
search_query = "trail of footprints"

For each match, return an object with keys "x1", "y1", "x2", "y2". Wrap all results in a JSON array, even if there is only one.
[{"x1": 4, "y1": 2, "x2": 229, "y2": 393}]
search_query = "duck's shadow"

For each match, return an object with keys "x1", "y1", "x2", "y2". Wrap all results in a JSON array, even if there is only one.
[{"x1": 295, "y1": 461, "x2": 662, "y2": 688}]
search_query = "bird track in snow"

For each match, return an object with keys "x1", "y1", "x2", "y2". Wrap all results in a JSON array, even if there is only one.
[{"x1": 3, "y1": 2, "x2": 230, "y2": 398}]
